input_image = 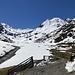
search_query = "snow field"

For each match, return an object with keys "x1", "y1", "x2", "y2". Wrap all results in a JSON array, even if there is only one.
[{"x1": 0, "y1": 42, "x2": 50, "y2": 68}]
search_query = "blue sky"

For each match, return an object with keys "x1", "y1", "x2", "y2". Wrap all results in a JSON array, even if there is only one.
[{"x1": 0, "y1": 0, "x2": 75, "y2": 29}]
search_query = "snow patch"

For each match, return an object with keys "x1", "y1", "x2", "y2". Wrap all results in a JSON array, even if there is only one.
[{"x1": 65, "y1": 60, "x2": 75, "y2": 72}]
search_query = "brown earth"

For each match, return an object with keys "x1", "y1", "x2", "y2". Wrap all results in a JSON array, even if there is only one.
[{"x1": 17, "y1": 59, "x2": 75, "y2": 75}]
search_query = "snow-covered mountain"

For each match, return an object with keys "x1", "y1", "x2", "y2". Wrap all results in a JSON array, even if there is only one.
[
  {"x1": 0, "y1": 18, "x2": 75, "y2": 52},
  {"x1": 0, "y1": 18, "x2": 68, "y2": 43},
  {"x1": 0, "y1": 17, "x2": 75, "y2": 59},
  {"x1": 0, "y1": 17, "x2": 75, "y2": 71}
]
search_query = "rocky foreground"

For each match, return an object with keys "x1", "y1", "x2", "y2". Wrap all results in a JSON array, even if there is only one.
[{"x1": 17, "y1": 59, "x2": 75, "y2": 75}]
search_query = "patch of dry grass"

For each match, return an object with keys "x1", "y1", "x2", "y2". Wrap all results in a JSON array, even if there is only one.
[{"x1": 50, "y1": 45, "x2": 75, "y2": 61}]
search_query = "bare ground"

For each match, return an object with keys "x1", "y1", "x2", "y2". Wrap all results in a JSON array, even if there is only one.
[{"x1": 18, "y1": 59, "x2": 75, "y2": 75}]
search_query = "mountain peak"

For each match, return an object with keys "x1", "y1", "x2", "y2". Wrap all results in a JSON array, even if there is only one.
[
  {"x1": 1, "y1": 23, "x2": 6, "y2": 25},
  {"x1": 50, "y1": 17, "x2": 63, "y2": 21},
  {"x1": 41, "y1": 18, "x2": 67, "y2": 26},
  {"x1": 0, "y1": 17, "x2": 74, "y2": 43}
]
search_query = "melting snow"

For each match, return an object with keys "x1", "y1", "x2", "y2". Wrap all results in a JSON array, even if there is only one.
[
  {"x1": 0, "y1": 42, "x2": 50, "y2": 68},
  {"x1": 65, "y1": 59, "x2": 75, "y2": 72}
]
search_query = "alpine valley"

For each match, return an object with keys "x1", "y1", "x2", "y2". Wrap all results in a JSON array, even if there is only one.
[{"x1": 0, "y1": 18, "x2": 75, "y2": 72}]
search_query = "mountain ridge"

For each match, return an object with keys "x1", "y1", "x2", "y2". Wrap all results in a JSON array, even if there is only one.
[{"x1": 0, "y1": 17, "x2": 68, "y2": 43}]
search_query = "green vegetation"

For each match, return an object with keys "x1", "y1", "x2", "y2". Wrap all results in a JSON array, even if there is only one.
[
  {"x1": 0, "y1": 67, "x2": 9, "y2": 75},
  {"x1": 67, "y1": 46, "x2": 75, "y2": 53},
  {"x1": 0, "y1": 66, "x2": 14, "y2": 75},
  {"x1": 51, "y1": 49, "x2": 71, "y2": 59},
  {"x1": 50, "y1": 46, "x2": 75, "y2": 61}
]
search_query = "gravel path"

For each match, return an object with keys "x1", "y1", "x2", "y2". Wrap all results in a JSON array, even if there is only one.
[{"x1": 19, "y1": 59, "x2": 75, "y2": 75}]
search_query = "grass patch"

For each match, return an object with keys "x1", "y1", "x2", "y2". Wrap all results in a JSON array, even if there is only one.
[
  {"x1": 67, "y1": 46, "x2": 75, "y2": 53},
  {"x1": 0, "y1": 67, "x2": 9, "y2": 75},
  {"x1": 0, "y1": 66, "x2": 15, "y2": 75},
  {"x1": 51, "y1": 49, "x2": 71, "y2": 59},
  {"x1": 50, "y1": 43, "x2": 75, "y2": 62},
  {"x1": 0, "y1": 66, "x2": 32, "y2": 75}
]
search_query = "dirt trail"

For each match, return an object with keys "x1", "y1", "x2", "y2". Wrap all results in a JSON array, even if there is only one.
[{"x1": 19, "y1": 59, "x2": 75, "y2": 75}]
